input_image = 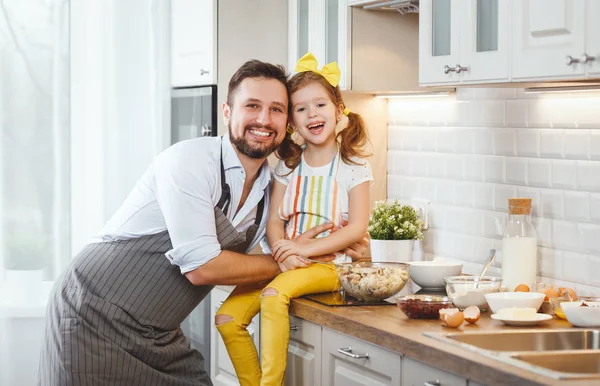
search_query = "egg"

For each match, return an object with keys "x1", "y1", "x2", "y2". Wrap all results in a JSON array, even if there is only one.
[
  {"x1": 541, "y1": 287, "x2": 559, "y2": 301},
  {"x1": 441, "y1": 308, "x2": 464, "y2": 328},
  {"x1": 514, "y1": 284, "x2": 530, "y2": 292},
  {"x1": 558, "y1": 287, "x2": 577, "y2": 300},
  {"x1": 463, "y1": 306, "x2": 481, "y2": 324}
]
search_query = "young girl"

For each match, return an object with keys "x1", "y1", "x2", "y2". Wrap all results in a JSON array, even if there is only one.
[{"x1": 216, "y1": 52, "x2": 373, "y2": 386}]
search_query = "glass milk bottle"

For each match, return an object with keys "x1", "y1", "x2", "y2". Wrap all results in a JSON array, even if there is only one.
[{"x1": 501, "y1": 198, "x2": 538, "y2": 291}]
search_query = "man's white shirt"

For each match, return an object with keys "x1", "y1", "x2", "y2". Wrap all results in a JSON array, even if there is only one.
[{"x1": 93, "y1": 135, "x2": 271, "y2": 274}]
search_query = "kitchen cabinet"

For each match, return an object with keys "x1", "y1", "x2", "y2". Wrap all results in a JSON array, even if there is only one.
[
  {"x1": 171, "y1": 0, "x2": 217, "y2": 87},
  {"x1": 209, "y1": 287, "x2": 260, "y2": 386},
  {"x1": 402, "y1": 357, "x2": 467, "y2": 386},
  {"x1": 419, "y1": 0, "x2": 510, "y2": 85},
  {"x1": 285, "y1": 316, "x2": 323, "y2": 386},
  {"x1": 584, "y1": 0, "x2": 600, "y2": 76},
  {"x1": 288, "y1": 0, "x2": 349, "y2": 89},
  {"x1": 511, "y1": 0, "x2": 586, "y2": 80},
  {"x1": 321, "y1": 327, "x2": 402, "y2": 386}
]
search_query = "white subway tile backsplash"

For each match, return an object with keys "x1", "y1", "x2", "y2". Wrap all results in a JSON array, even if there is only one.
[
  {"x1": 578, "y1": 224, "x2": 600, "y2": 254},
  {"x1": 420, "y1": 129, "x2": 437, "y2": 152},
  {"x1": 494, "y1": 128, "x2": 516, "y2": 156},
  {"x1": 539, "y1": 247, "x2": 562, "y2": 281},
  {"x1": 494, "y1": 185, "x2": 517, "y2": 212},
  {"x1": 577, "y1": 161, "x2": 600, "y2": 192},
  {"x1": 455, "y1": 130, "x2": 474, "y2": 154},
  {"x1": 540, "y1": 190, "x2": 564, "y2": 219},
  {"x1": 436, "y1": 129, "x2": 456, "y2": 153},
  {"x1": 454, "y1": 182, "x2": 474, "y2": 207},
  {"x1": 551, "y1": 160, "x2": 578, "y2": 190},
  {"x1": 464, "y1": 155, "x2": 484, "y2": 181},
  {"x1": 506, "y1": 100, "x2": 528, "y2": 128},
  {"x1": 564, "y1": 130, "x2": 590, "y2": 160},
  {"x1": 540, "y1": 129, "x2": 564, "y2": 158},
  {"x1": 564, "y1": 191, "x2": 590, "y2": 222},
  {"x1": 505, "y1": 158, "x2": 527, "y2": 185},
  {"x1": 552, "y1": 220, "x2": 579, "y2": 252},
  {"x1": 473, "y1": 129, "x2": 495, "y2": 155},
  {"x1": 533, "y1": 217, "x2": 553, "y2": 249},
  {"x1": 387, "y1": 88, "x2": 600, "y2": 293},
  {"x1": 591, "y1": 194, "x2": 600, "y2": 224},
  {"x1": 562, "y1": 252, "x2": 589, "y2": 284},
  {"x1": 473, "y1": 184, "x2": 495, "y2": 210},
  {"x1": 527, "y1": 159, "x2": 552, "y2": 187},
  {"x1": 437, "y1": 181, "x2": 455, "y2": 205},
  {"x1": 445, "y1": 156, "x2": 464, "y2": 180},
  {"x1": 516, "y1": 129, "x2": 539, "y2": 157},
  {"x1": 484, "y1": 157, "x2": 504, "y2": 183},
  {"x1": 591, "y1": 131, "x2": 600, "y2": 161},
  {"x1": 485, "y1": 100, "x2": 507, "y2": 127}
]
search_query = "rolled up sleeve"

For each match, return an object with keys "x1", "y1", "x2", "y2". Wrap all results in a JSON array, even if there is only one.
[{"x1": 153, "y1": 146, "x2": 222, "y2": 273}]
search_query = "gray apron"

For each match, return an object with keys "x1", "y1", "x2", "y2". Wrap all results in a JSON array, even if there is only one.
[{"x1": 39, "y1": 141, "x2": 265, "y2": 386}]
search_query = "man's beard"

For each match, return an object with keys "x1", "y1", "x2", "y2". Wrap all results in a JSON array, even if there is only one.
[{"x1": 228, "y1": 123, "x2": 281, "y2": 159}]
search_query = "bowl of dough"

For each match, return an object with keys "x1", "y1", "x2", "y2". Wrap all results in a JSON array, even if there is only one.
[{"x1": 335, "y1": 262, "x2": 410, "y2": 302}]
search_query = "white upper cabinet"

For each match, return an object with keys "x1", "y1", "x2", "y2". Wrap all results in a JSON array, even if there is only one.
[
  {"x1": 585, "y1": 0, "x2": 600, "y2": 76},
  {"x1": 420, "y1": 0, "x2": 510, "y2": 85},
  {"x1": 289, "y1": 0, "x2": 348, "y2": 89},
  {"x1": 171, "y1": 0, "x2": 217, "y2": 87},
  {"x1": 511, "y1": 0, "x2": 586, "y2": 80}
]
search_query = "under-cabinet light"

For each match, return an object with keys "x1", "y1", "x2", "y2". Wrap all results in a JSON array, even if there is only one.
[
  {"x1": 375, "y1": 91, "x2": 454, "y2": 99},
  {"x1": 524, "y1": 85, "x2": 600, "y2": 94}
]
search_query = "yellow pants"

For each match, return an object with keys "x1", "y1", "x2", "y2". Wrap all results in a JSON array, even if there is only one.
[{"x1": 216, "y1": 263, "x2": 340, "y2": 386}]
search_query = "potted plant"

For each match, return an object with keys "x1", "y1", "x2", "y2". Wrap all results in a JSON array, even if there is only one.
[{"x1": 367, "y1": 200, "x2": 424, "y2": 263}]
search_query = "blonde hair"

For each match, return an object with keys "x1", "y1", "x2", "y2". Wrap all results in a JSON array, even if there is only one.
[{"x1": 276, "y1": 71, "x2": 371, "y2": 171}]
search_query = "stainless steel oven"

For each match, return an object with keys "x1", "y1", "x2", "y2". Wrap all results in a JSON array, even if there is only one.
[{"x1": 171, "y1": 85, "x2": 217, "y2": 143}]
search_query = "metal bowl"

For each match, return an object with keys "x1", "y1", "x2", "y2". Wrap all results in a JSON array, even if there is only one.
[{"x1": 335, "y1": 262, "x2": 410, "y2": 302}]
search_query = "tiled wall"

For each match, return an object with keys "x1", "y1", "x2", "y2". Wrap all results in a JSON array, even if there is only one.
[{"x1": 387, "y1": 88, "x2": 600, "y2": 296}]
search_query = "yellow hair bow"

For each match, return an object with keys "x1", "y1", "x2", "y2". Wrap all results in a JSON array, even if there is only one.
[{"x1": 295, "y1": 52, "x2": 341, "y2": 87}]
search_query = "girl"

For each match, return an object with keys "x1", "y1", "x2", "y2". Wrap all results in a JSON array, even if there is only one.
[{"x1": 216, "y1": 52, "x2": 373, "y2": 386}]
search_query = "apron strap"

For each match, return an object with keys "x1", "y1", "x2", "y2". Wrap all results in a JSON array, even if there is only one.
[{"x1": 216, "y1": 137, "x2": 231, "y2": 216}]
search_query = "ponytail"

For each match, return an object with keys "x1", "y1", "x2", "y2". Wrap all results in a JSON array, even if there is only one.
[{"x1": 337, "y1": 110, "x2": 371, "y2": 166}]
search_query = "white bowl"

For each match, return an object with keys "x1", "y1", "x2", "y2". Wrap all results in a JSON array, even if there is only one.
[
  {"x1": 562, "y1": 301, "x2": 600, "y2": 327},
  {"x1": 407, "y1": 261, "x2": 463, "y2": 290},
  {"x1": 484, "y1": 292, "x2": 545, "y2": 314}
]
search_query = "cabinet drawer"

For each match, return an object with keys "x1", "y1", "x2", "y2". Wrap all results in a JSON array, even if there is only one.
[
  {"x1": 290, "y1": 316, "x2": 321, "y2": 346},
  {"x1": 322, "y1": 327, "x2": 401, "y2": 385},
  {"x1": 403, "y1": 357, "x2": 467, "y2": 386}
]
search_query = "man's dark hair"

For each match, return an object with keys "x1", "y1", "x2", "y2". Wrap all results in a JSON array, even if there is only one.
[{"x1": 227, "y1": 60, "x2": 290, "y2": 108}]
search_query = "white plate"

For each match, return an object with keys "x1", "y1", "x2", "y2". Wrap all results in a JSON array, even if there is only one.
[{"x1": 490, "y1": 313, "x2": 553, "y2": 326}]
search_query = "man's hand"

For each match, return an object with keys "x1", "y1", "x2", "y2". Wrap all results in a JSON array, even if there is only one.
[{"x1": 278, "y1": 254, "x2": 312, "y2": 272}]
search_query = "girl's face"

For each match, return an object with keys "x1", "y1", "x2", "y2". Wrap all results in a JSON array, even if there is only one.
[{"x1": 291, "y1": 83, "x2": 342, "y2": 147}]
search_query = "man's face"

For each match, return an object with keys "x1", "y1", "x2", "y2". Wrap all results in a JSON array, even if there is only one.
[{"x1": 223, "y1": 77, "x2": 288, "y2": 159}]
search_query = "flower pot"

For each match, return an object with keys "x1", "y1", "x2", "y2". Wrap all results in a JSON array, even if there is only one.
[{"x1": 369, "y1": 239, "x2": 414, "y2": 263}]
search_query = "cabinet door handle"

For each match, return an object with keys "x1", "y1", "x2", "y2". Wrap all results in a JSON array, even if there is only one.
[
  {"x1": 290, "y1": 325, "x2": 299, "y2": 331},
  {"x1": 424, "y1": 381, "x2": 441, "y2": 386},
  {"x1": 454, "y1": 64, "x2": 468, "y2": 73},
  {"x1": 581, "y1": 53, "x2": 596, "y2": 64},
  {"x1": 200, "y1": 68, "x2": 210, "y2": 75},
  {"x1": 218, "y1": 301, "x2": 224, "y2": 307},
  {"x1": 565, "y1": 55, "x2": 580, "y2": 65},
  {"x1": 443, "y1": 65, "x2": 455, "y2": 74},
  {"x1": 337, "y1": 347, "x2": 369, "y2": 359}
]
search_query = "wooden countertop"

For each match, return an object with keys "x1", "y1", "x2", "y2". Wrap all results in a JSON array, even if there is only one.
[{"x1": 289, "y1": 298, "x2": 594, "y2": 386}]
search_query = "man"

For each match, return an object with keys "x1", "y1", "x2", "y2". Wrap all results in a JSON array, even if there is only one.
[{"x1": 39, "y1": 60, "x2": 368, "y2": 386}]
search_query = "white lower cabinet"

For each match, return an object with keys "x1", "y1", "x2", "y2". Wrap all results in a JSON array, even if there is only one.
[
  {"x1": 285, "y1": 316, "x2": 322, "y2": 386},
  {"x1": 210, "y1": 287, "x2": 260, "y2": 386},
  {"x1": 402, "y1": 357, "x2": 467, "y2": 386},
  {"x1": 321, "y1": 327, "x2": 401, "y2": 386}
]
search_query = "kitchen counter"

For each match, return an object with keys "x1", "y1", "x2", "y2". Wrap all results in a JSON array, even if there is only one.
[{"x1": 289, "y1": 297, "x2": 592, "y2": 386}]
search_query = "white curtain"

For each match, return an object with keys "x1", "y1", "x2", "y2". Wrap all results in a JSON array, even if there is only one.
[{"x1": 0, "y1": 0, "x2": 170, "y2": 384}]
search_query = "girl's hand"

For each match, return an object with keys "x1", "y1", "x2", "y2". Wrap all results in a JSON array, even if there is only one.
[
  {"x1": 272, "y1": 239, "x2": 311, "y2": 262},
  {"x1": 278, "y1": 255, "x2": 312, "y2": 272}
]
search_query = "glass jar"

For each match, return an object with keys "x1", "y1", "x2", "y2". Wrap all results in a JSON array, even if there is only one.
[{"x1": 501, "y1": 198, "x2": 538, "y2": 292}]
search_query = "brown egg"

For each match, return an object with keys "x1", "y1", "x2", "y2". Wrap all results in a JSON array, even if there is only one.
[
  {"x1": 558, "y1": 287, "x2": 577, "y2": 300},
  {"x1": 463, "y1": 306, "x2": 481, "y2": 324},
  {"x1": 540, "y1": 287, "x2": 559, "y2": 301},
  {"x1": 514, "y1": 284, "x2": 530, "y2": 292},
  {"x1": 442, "y1": 309, "x2": 464, "y2": 328}
]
